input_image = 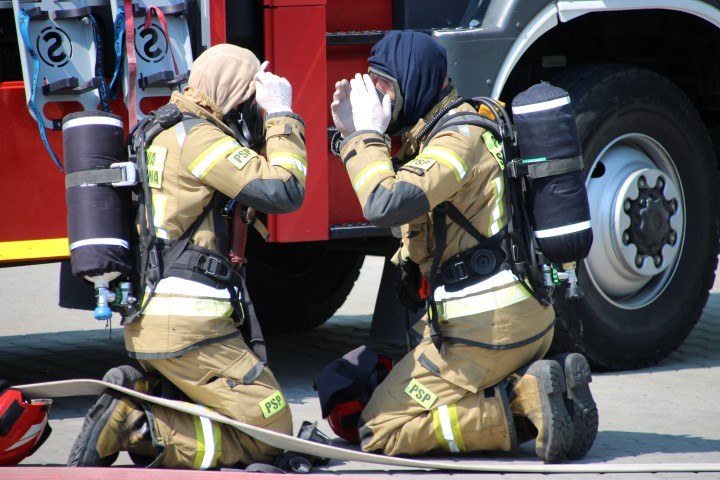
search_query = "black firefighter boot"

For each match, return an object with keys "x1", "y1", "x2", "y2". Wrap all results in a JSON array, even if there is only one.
[
  {"x1": 513, "y1": 353, "x2": 599, "y2": 460},
  {"x1": 506, "y1": 359, "x2": 573, "y2": 463},
  {"x1": 550, "y1": 353, "x2": 599, "y2": 459},
  {"x1": 67, "y1": 365, "x2": 154, "y2": 467}
]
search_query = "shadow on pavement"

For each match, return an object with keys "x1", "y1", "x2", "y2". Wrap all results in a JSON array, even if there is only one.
[
  {"x1": 0, "y1": 315, "x2": 403, "y2": 388},
  {"x1": 583, "y1": 430, "x2": 720, "y2": 460},
  {"x1": 1, "y1": 300, "x2": 719, "y2": 385}
]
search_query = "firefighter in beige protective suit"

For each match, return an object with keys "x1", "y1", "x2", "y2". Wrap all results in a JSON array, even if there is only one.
[
  {"x1": 329, "y1": 31, "x2": 598, "y2": 463},
  {"x1": 68, "y1": 44, "x2": 306, "y2": 469}
]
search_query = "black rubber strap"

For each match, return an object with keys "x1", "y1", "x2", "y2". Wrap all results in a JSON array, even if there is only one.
[
  {"x1": 509, "y1": 155, "x2": 583, "y2": 179},
  {"x1": 65, "y1": 167, "x2": 126, "y2": 188},
  {"x1": 524, "y1": 155, "x2": 584, "y2": 178},
  {"x1": 427, "y1": 203, "x2": 448, "y2": 355},
  {"x1": 232, "y1": 272, "x2": 268, "y2": 364}
]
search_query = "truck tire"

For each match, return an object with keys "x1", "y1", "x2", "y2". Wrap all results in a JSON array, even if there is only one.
[
  {"x1": 245, "y1": 230, "x2": 364, "y2": 333},
  {"x1": 549, "y1": 65, "x2": 719, "y2": 370}
]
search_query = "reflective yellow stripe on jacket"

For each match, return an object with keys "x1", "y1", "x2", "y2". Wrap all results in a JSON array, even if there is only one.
[
  {"x1": 435, "y1": 270, "x2": 531, "y2": 320},
  {"x1": 269, "y1": 151, "x2": 308, "y2": 181},
  {"x1": 352, "y1": 161, "x2": 395, "y2": 196},
  {"x1": 142, "y1": 296, "x2": 234, "y2": 317},
  {"x1": 189, "y1": 137, "x2": 240, "y2": 179},
  {"x1": 416, "y1": 145, "x2": 468, "y2": 182},
  {"x1": 487, "y1": 176, "x2": 505, "y2": 237}
]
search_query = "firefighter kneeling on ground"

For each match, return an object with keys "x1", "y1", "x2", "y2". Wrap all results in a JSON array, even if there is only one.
[
  {"x1": 68, "y1": 44, "x2": 307, "y2": 469},
  {"x1": 324, "y1": 30, "x2": 599, "y2": 463}
]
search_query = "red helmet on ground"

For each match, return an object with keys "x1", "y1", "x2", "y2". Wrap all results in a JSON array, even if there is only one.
[
  {"x1": 327, "y1": 399, "x2": 365, "y2": 442},
  {"x1": 0, "y1": 386, "x2": 52, "y2": 466},
  {"x1": 315, "y1": 347, "x2": 394, "y2": 443}
]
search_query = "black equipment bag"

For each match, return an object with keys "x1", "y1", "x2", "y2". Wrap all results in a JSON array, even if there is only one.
[
  {"x1": 511, "y1": 82, "x2": 593, "y2": 264},
  {"x1": 63, "y1": 110, "x2": 132, "y2": 280}
]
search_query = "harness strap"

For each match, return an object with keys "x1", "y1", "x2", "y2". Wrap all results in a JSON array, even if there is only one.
[
  {"x1": 145, "y1": 7, "x2": 179, "y2": 76},
  {"x1": 164, "y1": 243, "x2": 243, "y2": 290},
  {"x1": 128, "y1": 108, "x2": 269, "y2": 362},
  {"x1": 428, "y1": 204, "x2": 448, "y2": 355},
  {"x1": 439, "y1": 244, "x2": 506, "y2": 286},
  {"x1": 425, "y1": 105, "x2": 552, "y2": 306},
  {"x1": 508, "y1": 155, "x2": 583, "y2": 179},
  {"x1": 17, "y1": 9, "x2": 62, "y2": 172},
  {"x1": 235, "y1": 275, "x2": 268, "y2": 364},
  {"x1": 64, "y1": 162, "x2": 136, "y2": 188},
  {"x1": 107, "y1": 4, "x2": 126, "y2": 100},
  {"x1": 124, "y1": 0, "x2": 138, "y2": 128},
  {"x1": 85, "y1": 13, "x2": 110, "y2": 112}
]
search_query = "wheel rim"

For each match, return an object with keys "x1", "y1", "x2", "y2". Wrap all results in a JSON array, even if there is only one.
[{"x1": 584, "y1": 133, "x2": 685, "y2": 309}]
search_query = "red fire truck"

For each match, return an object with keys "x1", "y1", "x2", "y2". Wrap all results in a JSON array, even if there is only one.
[{"x1": 2, "y1": 0, "x2": 719, "y2": 371}]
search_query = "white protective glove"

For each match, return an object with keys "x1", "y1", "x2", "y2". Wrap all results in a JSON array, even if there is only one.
[
  {"x1": 349, "y1": 73, "x2": 392, "y2": 134},
  {"x1": 331, "y1": 79, "x2": 355, "y2": 137},
  {"x1": 254, "y1": 70, "x2": 292, "y2": 114}
]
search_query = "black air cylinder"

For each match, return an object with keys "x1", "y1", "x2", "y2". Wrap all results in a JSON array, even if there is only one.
[
  {"x1": 63, "y1": 110, "x2": 131, "y2": 284},
  {"x1": 511, "y1": 83, "x2": 593, "y2": 264}
]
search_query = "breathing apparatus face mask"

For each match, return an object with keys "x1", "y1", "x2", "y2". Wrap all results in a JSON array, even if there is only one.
[
  {"x1": 370, "y1": 68, "x2": 404, "y2": 136},
  {"x1": 223, "y1": 96, "x2": 266, "y2": 150}
]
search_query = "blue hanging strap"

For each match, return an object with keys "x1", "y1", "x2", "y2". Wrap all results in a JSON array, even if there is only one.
[
  {"x1": 18, "y1": 9, "x2": 63, "y2": 172},
  {"x1": 85, "y1": 13, "x2": 110, "y2": 112},
  {"x1": 107, "y1": 4, "x2": 125, "y2": 100}
]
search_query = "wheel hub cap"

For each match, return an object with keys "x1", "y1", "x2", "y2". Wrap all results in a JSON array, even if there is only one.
[
  {"x1": 617, "y1": 169, "x2": 680, "y2": 273},
  {"x1": 585, "y1": 136, "x2": 684, "y2": 307}
]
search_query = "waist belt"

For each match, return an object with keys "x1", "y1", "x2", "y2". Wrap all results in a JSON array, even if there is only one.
[
  {"x1": 161, "y1": 242, "x2": 243, "y2": 290},
  {"x1": 439, "y1": 245, "x2": 506, "y2": 286}
]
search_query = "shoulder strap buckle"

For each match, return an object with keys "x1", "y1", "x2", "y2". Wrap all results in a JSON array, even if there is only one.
[
  {"x1": 199, "y1": 255, "x2": 232, "y2": 283},
  {"x1": 441, "y1": 260, "x2": 469, "y2": 284}
]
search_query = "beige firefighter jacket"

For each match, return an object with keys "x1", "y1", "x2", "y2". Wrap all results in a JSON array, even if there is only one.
[
  {"x1": 340, "y1": 87, "x2": 505, "y2": 276},
  {"x1": 339, "y1": 87, "x2": 554, "y2": 348},
  {"x1": 124, "y1": 91, "x2": 307, "y2": 359}
]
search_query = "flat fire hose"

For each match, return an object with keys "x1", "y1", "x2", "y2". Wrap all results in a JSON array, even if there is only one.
[{"x1": 15, "y1": 379, "x2": 720, "y2": 474}]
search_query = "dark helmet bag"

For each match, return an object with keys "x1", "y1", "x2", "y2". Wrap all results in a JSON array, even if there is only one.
[{"x1": 313, "y1": 346, "x2": 393, "y2": 442}]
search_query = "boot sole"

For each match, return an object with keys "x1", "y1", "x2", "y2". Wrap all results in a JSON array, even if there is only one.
[
  {"x1": 67, "y1": 366, "x2": 144, "y2": 467},
  {"x1": 563, "y1": 353, "x2": 598, "y2": 460},
  {"x1": 535, "y1": 360, "x2": 573, "y2": 463},
  {"x1": 67, "y1": 391, "x2": 122, "y2": 466}
]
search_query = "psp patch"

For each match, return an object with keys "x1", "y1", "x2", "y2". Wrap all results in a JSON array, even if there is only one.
[
  {"x1": 227, "y1": 147, "x2": 258, "y2": 171},
  {"x1": 405, "y1": 157, "x2": 436, "y2": 171},
  {"x1": 259, "y1": 390, "x2": 287, "y2": 419},
  {"x1": 405, "y1": 378, "x2": 437, "y2": 410}
]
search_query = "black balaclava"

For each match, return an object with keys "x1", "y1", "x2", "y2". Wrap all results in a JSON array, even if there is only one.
[{"x1": 368, "y1": 30, "x2": 448, "y2": 134}]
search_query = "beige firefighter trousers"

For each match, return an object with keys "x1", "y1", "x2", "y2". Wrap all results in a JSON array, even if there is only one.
[
  {"x1": 359, "y1": 293, "x2": 554, "y2": 456},
  {"x1": 138, "y1": 336, "x2": 293, "y2": 469}
]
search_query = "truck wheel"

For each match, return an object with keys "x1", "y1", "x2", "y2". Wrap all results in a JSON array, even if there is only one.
[
  {"x1": 245, "y1": 231, "x2": 364, "y2": 333},
  {"x1": 549, "y1": 65, "x2": 719, "y2": 370}
]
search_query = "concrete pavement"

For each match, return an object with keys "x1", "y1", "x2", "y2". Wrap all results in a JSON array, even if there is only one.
[{"x1": 0, "y1": 256, "x2": 719, "y2": 479}]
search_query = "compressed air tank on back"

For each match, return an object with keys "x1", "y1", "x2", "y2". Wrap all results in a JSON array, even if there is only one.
[
  {"x1": 63, "y1": 111, "x2": 131, "y2": 313},
  {"x1": 511, "y1": 82, "x2": 593, "y2": 264}
]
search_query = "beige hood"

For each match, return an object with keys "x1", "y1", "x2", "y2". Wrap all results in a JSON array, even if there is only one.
[{"x1": 186, "y1": 43, "x2": 261, "y2": 117}]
